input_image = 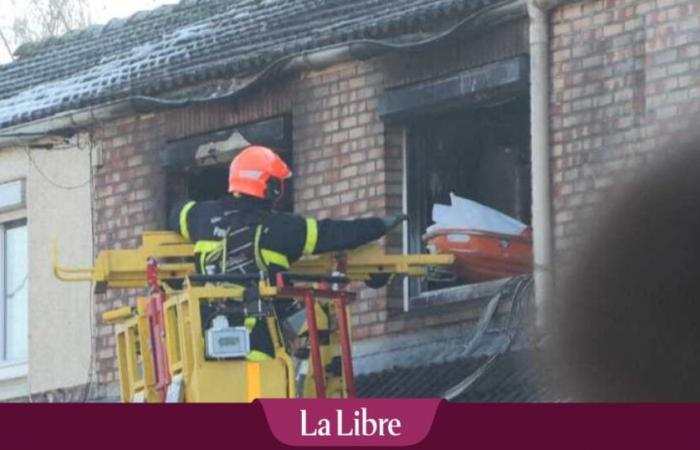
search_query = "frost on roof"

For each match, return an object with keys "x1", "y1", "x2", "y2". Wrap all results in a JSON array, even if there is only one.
[
  {"x1": 0, "y1": 20, "x2": 213, "y2": 126},
  {"x1": 0, "y1": 0, "x2": 494, "y2": 129},
  {"x1": 171, "y1": 23, "x2": 214, "y2": 44}
]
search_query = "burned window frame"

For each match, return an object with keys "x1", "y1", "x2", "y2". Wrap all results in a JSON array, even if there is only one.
[
  {"x1": 379, "y1": 57, "x2": 531, "y2": 311},
  {"x1": 160, "y1": 115, "x2": 294, "y2": 213}
]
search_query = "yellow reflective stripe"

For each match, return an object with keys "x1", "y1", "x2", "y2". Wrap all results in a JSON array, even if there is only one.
[
  {"x1": 261, "y1": 249, "x2": 290, "y2": 269},
  {"x1": 303, "y1": 218, "x2": 318, "y2": 255},
  {"x1": 194, "y1": 241, "x2": 221, "y2": 272},
  {"x1": 247, "y1": 351, "x2": 273, "y2": 362},
  {"x1": 253, "y1": 225, "x2": 265, "y2": 271},
  {"x1": 179, "y1": 201, "x2": 196, "y2": 242},
  {"x1": 254, "y1": 224, "x2": 290, "y2": 270},
  {"x1": 193, "y1": 241, "x2": 221, "y2": 253},
  {"x1": 246, "y1": 362, "x2": 261, "y2": 402},
  {"x1": 244, "y1": 317, "x2": 257, "y2": 331}
]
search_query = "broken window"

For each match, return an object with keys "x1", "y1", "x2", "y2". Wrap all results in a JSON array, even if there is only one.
[
  {"x1": 379, "y1": 57, "x2": 532, "y2": 307},
  {"x1": 161, "y1": 116, "x2": 293, "y2": 213},
  {"x1": 406, "y1": 98, "x2": 531, "y2": 298}
]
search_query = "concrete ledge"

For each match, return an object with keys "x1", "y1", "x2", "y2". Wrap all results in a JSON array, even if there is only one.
[{"x1": 409, "y1": 278, "x2": 511, "y2": 309}]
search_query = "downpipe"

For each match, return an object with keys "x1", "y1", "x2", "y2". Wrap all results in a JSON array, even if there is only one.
[{"x1": 528, "y1": 0, "x2": 563, "y2": 327}]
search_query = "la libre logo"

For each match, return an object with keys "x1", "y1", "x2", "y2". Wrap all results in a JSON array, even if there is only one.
[{"x1": 300, "y1": 407, "x2": 402, "y2": 437}]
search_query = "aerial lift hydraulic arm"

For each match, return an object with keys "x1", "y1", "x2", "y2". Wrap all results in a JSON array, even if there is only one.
[{"x1": 53, "y1": 231, "x2": 454, "y2": 402}]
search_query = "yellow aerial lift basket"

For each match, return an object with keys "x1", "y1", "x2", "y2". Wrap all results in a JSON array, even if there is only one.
[{"x1": 54, "y1": 231, "x2": 453, "y2": 403}]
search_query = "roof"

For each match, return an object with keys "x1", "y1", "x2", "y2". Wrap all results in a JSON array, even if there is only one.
[
  {"x1": 353, "y1": 275, "x2": 546, "y2": 401},
  {"x1": 356, "y1": 349, "x2": 559, "y2": 402},
  {"x1": 0, "y1": 0, "x2": 507, "y2": 130}
]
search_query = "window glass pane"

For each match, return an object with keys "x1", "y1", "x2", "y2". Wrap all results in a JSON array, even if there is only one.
[{"x1": 5, "y1": 222, "x2": 28, "y2": 361}]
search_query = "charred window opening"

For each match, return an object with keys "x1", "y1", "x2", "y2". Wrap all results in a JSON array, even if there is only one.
[
  {"x1": 406, "y1": 98, "x2": 530, "y2": 297},
  {"x1": 161, "y1": 116, "x2": 293, "y2": 215},
  {"x1": 185, "y1": 167, "x2": 229, "y2": 202},
  {"x1": 379, "y1": 57, "x2": 532, "y2": 305}
]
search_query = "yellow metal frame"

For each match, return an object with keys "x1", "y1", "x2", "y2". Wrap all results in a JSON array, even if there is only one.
[
  {"x1": 53, "y1": 232, "x2": 195, "y2": 290},
  {"x1": 112, "y1": 297, "x2": 160, "y2": 402},
  {"x1": 53, "y1": 231, "x2": 453, "y2": 290},
  {"x1": 107, "y1": 281, "x2": 348, "y2": 402},
  {"x1": 55, "y1": 230, "x2": 454, "y2": 403}
]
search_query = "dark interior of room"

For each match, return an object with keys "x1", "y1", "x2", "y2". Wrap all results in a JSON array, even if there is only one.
[
  {"x1": 163, "y1": 116, "x2": 294, "y2": 216},
  {"x1": 407, "y1": 97, "x2": 531, "y2": 295}
]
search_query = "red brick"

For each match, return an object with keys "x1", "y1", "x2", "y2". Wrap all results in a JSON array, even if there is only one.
[{"x1": 89, "y1": 31, "x2": 532, "y2": 387}]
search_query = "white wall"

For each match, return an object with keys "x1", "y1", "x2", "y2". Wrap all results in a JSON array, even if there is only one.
[
  {"x1": 0, "y1": 147, "x2": 29, "y2": 399},
  {"x1": 0, "y1": 140, "x2": 93, "y2": 399}
]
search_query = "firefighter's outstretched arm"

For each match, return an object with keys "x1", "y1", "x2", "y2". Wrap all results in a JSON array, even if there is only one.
[
  {"x1": 259, "y1": 213, "x2": 408, "y2": 266},
  {"x1": 311, "y1": 214, "x2": 408, "y2": 254}
]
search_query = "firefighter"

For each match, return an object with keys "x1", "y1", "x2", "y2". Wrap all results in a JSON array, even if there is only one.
[{"x1": 168, "y1": 145, "x2": 407, "y2": 361}]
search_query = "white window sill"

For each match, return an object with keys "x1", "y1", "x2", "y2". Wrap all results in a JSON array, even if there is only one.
[{"x1": 0, "y1": 361, "x2": 28, "y2": 381}]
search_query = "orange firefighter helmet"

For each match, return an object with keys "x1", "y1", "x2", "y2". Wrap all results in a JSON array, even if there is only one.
[{"x1": 228, "y1": 145, "x2": 292, "y2": 200}]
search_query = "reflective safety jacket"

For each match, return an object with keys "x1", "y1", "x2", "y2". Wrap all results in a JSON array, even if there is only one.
[
  {"x1": 168, "y1": 196, "x2": 389, "y2": 277},
  {"x1": 168, "y1": 196, "x2": 389, "y2": 361}
]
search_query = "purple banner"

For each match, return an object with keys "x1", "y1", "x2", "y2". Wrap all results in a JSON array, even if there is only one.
[{"x1": 0, "y1": 402, "x2": 700, "y2": 448}]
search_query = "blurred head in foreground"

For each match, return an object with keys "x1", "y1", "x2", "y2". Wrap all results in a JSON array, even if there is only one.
[{"x1": 549, "y1": 137, "x2": 700, "y2": 402}]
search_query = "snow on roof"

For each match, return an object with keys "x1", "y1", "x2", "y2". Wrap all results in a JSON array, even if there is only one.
[{"x1": 0, "y1": 0, "x2": 502, "y2": 129}]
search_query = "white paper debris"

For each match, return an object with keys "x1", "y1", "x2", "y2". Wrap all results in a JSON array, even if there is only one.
[{"x1": 429, "y1": 193, "x2": 527, "y2": 236}]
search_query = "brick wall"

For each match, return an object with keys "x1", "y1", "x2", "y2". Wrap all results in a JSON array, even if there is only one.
[
  {"x1": 90, "y1": 19, "x2": 530, "y2": 385},
  {"x1": 291, "y1": 61, "x2": 395, "y2": 339},
  {"x1": 550, "y1": 0, "x2": 700, "y2": 264},
  {"x1": 92, "y1": 113, "x2": 167, "y2": 387},
  {"x1": 90, "y1": 63, "x2": 392, "y2": 383}
]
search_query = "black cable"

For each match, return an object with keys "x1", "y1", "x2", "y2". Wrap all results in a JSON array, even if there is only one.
[
  {"x1": 81, "y1": 133, "x2": 97, "y2": 402},
  {"x1": 23, "y1": 145, "x2": 91, "y2": 190},
  {"x1": 442, "y1": 274, "x2": 533, "y2": 400},
  {"x1": 127, "y1": 0, "x2": 523, "y2": 109}
]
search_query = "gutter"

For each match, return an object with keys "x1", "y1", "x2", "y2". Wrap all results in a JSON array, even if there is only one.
[
  {"x1": 527, "y1": 0, "x2": 565, "y2": 326},
  {"x1": 132, "y1": 0, "x2": 526, "y2": 110},
  {"x1": 0, "y1": 100, "x2": 134, "y2": 148},
  {"x1": 282, "y1": 0, "x2": 527, "y2": 73},
  {"x1": 0, "y1": 0, "x2": 526, "y2": 148}
]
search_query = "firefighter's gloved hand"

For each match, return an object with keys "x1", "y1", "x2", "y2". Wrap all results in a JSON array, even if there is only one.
[{"x1": 381, "y1": 214, "x2": 408, "y2": 230}]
